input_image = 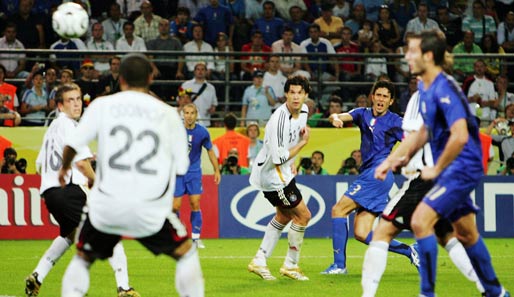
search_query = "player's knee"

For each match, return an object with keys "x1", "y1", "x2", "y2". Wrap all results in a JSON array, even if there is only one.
[
  {"x1": 454, "y1": 229, "x2": 479, "y2": 246},
  {"x1": 172, "y1": 240, "x2": 193, "y2": 260}
]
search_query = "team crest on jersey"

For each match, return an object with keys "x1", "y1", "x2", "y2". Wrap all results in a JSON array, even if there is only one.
[
  {"x1": 369, "y1": 118, "x2": 376, "y2": 126},
  {"x1": 440, "y1": 96, "x2": 451, "y2": 104}
]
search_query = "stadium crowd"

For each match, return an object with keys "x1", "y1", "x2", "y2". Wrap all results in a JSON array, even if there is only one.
[{"x1": 0, "y1": 0, "x2": 514, "y2": 175}]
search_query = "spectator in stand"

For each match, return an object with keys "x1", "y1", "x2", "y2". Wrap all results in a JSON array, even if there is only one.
[
  {"x1": 178, "y1": 0, "x2": 209, "y2": 18},
  {"x1": 357, "y1": 19, "x2": 375, "y2": 50},
  {"x1": 355, "y1": 94, "x2": 369, "y2": 108},
  {"x1": 425, "y1": 0, "x2": 449, "y2": 19},
  {"x1": 241, "y1": 70, "x2": 276, "y2": 126},
  {"x1": 350, "y1": 149, "x2": 363, "y2": 170},
  {"x1": 116, "y1": 21, "x2": 147, "y2": 52},
  {"x1": 333, "y1": 0, "x2": 351, "y2": 21},
  {"x1": 19, "y1": 70, "x2": 50, "y2": 126},
  {"x1": 1, "y1": 147, "x2": 24, "y2": 174},
  {"x1": 253, "y1": 1, "x2": 284, "y2": 47},
  {"x1": 353, "y1": 0, "x2": 383, "y2": 22},
  {"x1": 98, "y1": 57, "x2": 121, "y2": 97},
  {"x1": 223, "y1": 0, "x2": 251, "y2": 51},
  {"x1": 390, "y1": 0, "x2": 417, "y2": 34},
  {"x1": 0, "y1": 94, "x2": 21, "y2": 127},
  {"x1": 170, "y1": 7, "x2": 194, "y2": 45},
  {"x1": 345, "y1": 4, "x2": 367, "y2": 41},
  {"x1": 183, "y1": 24, "x2": 215, "y2": 79},
  {"x1": 133, "y1": 1, "x2": 163, "y2": 42},
  {"x1": 337, "y1": 157, "x2": 359, "y2": 175},
  {"x1": 86, "y1": 23, "x2": 114, "y2": 76},
  {"x1": 364, "y1": 40, "x2": 388, "y2": 82},
  {"x1": 306, "y1": 0, "x2": 323, "y2": 21},
  {"x1": 318, "y1": 95, "x2": 345, "y2": 128},
  {"x1": 116, "y1": 0, "x2": 144, "y2": 19},
  {"x1": 305, "y1": 97, "x2": 323, "y2": 127},
  {"x1": 220, "y1": 148, "x2": 250, "y2": 175},
  {"x1": 480, "y1": 34, "x2": 505, "y2": 80},
  {"x1": 300, "y1": 23, "x2": 338, "y2": 83},
  {"x1": 485, "y1": 115, "x2": 514, "y2": 163},
  {"x1": 48, "y1": 69, "x2": 74, "y2": 103},
  {"x1": 194, "y1": 0, "x2": 234, "y2": 46},
  {"x1": 146, "y1": 18, "x2": 184, "y2": 100},
  {"x1": 49, "y1": 37, "x2": 87, "y2": 74},
  {"x1": 245, "y1": 0, "x2": 265, "y2": 23},
  {"x1": 181, "y1": 62, "x2": 218, "y2": 127},
  {"x1": 403, "y1": 2, "x2": 440, "y2": 40},
  {"x1": 272, "y1": 26, "x2": 308, "y2": 78},
  {"x1": 240, "y1": 30, "x2": 272, "y2": 80},
  {"x1": 484, "y1": 0, "x2": 499, "y2": 25},
  {"x1": 394, "y1": 32, "x2": 413, "y2": 83},
  {"x1": 300, "y1": 151, "x2": 329, "y2": 175},
  {"x1": 75, "y1": 60, "x2": 98, "y2": 107},
  {"x1": 7, "y1": 0, "x2": 45, "y2": 50},
  {"x1": 462, "y1": 0, "x2": 496, "y2": 44},
  {"x1": 0, "y1": 65, "x2": 20, "y2": 127},
  {"x1": 213, "y1": 113, "x2": 251, "y2": 167},
  {"x1": 273, "y1": 0, "x2": 305, "y2": 21},
  {"x1": 435, "y1": 5, "x2": 462, "y2": 50},
  {"x1": 314, "y1": 3, "x2": 344, "y2": 46},
  {"x1": 220, "y1": 0, "x2": 246, "y2": 20},
  {"x1": 452, "y1": 31, "x2": 483, "y2": 82},
  {"x1": 495, "y1": 75, "x2": 514, "y2": 117},
  {"x1": 462, "y1": 59, "x2": 497, "y2": 124},
  {"x1": 246, "y1": 121, "x2": 263, "y2": 169},
  {"x1": 0, "y1": 23, "x2": 29, "y2": 79},
  {"x1": 101, "y1": 3, "x2": 127, "y2": 47},
  {"x1": 398, "y1": 76, "x2": 418, "y2": 116},
  {"x1": 374, "y1": 5, "x2": 401, "y2": 53},
  {"x1": 286, "y1": 6, "x2": 310, "y2": 45},
  {"x1": 263, "y1": 55, "x2": 287, "y2": 108},
  {"x1": 497, "y1": 11, "x2": 514, "y2": 53}
]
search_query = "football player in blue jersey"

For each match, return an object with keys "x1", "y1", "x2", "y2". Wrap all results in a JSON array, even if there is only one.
[
  {"x1": 375, "y1": 30, "x2": 510, "y2": 297},
  {"x1": 321, "y1": 80, "x2": 419, "y2": 275}
]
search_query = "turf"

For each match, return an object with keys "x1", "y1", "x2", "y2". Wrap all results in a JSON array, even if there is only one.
[{"x1": 1, "y1": 238, "x2": 512, "y2": 296}]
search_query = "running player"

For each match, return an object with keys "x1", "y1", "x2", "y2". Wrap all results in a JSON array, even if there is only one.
[
  {"x1": 173, "y1": 103, "x2": 221, "y2": 248},
  {"x1": 361, "y1": 89, "x2": 485, "y2": 296},
  {"x1": 59, "y1": 54, "x2": 203, "y2": 297},
  {"x1": 247, "y1": 75, "x2": 311, "y2": 281},
  {"x1": 26, "y1": 83, "x2": 139, "y2": 297},
  {"x1": 375, "y1": 30, "x2": 509, "y2": 297},
  {"x1": 322, "y1": 80, "x2": 417, "y2": 275}
]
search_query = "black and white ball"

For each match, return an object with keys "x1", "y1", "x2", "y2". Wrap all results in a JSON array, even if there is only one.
[{"x1": 52, "y1": 2, "x2": 89, "y2": 39}]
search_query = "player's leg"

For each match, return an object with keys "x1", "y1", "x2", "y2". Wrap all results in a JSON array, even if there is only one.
[
  {"x1": 362, "y1": 219, "x2": 402, "y2": 297},
  {"x1": 434, "y1": 220, "x2": 485, "y2": 294},
  {"x1": 279, "y1": 197, "x2": 311, "y2": 281},
  {"x1": 173, "y1": 175, "x2": 186, "y2": 216},
  {"x1": 453, "y1": 213, "x2": 507, "y2": 297},
  {"x1": 189, "y1": 194, "x2": 203, "y2": 246},
  {"x1": 411, "y1": 202, "x2": 440, "y2": 297},
  {"x1": 107, "y1": 242, "x2": 140, "y2": 296},
  {"x1": 322, "y1": 195, "x2": 358, "y2": 274}
]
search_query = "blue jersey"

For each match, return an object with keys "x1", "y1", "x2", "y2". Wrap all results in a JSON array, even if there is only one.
[
  {"x1": 253, "y1": 17, "x2": 284, "y2": 46},
  {"x1": 349, "y1": 107, "x2": 403, "y2": 171},
  {"x1": 186, "y1": 124, "x2": 213, "y2": 174},
  {"x1": 194, "y1": 4, "x2": 234, "y2": 46},
  {"x1": 418, "y1": 72, "x2": 483, "y2": 181}
]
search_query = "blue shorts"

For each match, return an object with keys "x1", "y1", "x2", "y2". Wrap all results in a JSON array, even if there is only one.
[
  {"x1": 174, "y1": 172, "x2": 203, "y2": 197},
  {"x1": 344, "y1": 167, "x2": 394, "y2": 213},
  {"x1": 423, "y1": 172, "x2": 479, "y2": 222}
]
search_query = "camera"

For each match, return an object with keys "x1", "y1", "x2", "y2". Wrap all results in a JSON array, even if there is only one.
[
  {"x1": 300, "y1": 157, "x2": 312, "y2": 170},
  {"x1": 6, "y1": 156, "x2": 16, "y2": 166},
  {"x1": 15, "y1": 158, "x2": 27, "y2": 173},
  {"x1": 496, "y1": 121, "x2": 512, "y2": 136},
  {"x1": 227, "y1": 155, "x2": 238, "y2": 167}
]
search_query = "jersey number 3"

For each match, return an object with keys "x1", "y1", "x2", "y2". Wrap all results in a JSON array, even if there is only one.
[{"x1": 108, "y1": 125, "x2": 160, "y2": 175}]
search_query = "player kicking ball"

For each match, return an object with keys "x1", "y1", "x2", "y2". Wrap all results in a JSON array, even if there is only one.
[
  {"x1": 248, "y1": 75, "x2": 312, "y2": 281},
  {"x1": 26, "y1": 84, "x2": 139, "y2": 297}
]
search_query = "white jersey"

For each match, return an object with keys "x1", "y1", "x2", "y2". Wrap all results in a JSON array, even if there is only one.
[
  {"x1": 65, "y1": 91, "x2": 189, "y2": 237},
  {"x1": 36, "y1": 113, "x2": 92, "y2": 194},
  {"x1": 250, "y1": 103, "x2": 308, "y2": 191},
  {"x1": 401, "y1": 91, "x2": 434, "y2": 178}
]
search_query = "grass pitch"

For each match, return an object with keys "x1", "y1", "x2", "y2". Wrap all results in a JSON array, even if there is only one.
[{"x1": 1, "y1": 238, "x2": 513, "y2": 296}]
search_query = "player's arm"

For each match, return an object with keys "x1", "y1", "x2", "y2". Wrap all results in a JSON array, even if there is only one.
[
  {"x1": 75, "y1": 159, "x2": 95, "y2": 188},
  {"x1": 59, "y1": 146, "x2": 77, "y2": 187},
  {"x1": 286, "y1": 126, "x2": 310, "y2": 161},
  {"x1": 329, "y1": 112, "x2": 353, "y2": 128},
  {"x1": 207, "y1": 148, "x2": 221, "y2": 184},
  {"x1": 375, "y1": 125, "x2": 428, "y2": 180},
  {"x1": 421, "y1": 118, "x2": 468, "y2": 180}
]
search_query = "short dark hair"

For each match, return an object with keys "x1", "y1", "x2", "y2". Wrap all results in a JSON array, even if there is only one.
[
  {"x1": 120, "y1": 54, "x2": 153, "y2": 88},
  {"x1": 123, "y1": 21, "x2": 134, "y2": 30},
  {"x1": 224, "y1": 113, "x2": 237, "y2": 130},
  {"x1": 312, "y1": 150, "x2": 324, "y2": 160},
  {"x1": 263, "y1": 1, "x2": 275, "y2": 9},
  {"x1": 284, "y1": 75, "x2": 311, "y2": 94},
  {"x1": 329, "y1": 95, "x2": 343, "y2": 107},
  {"x1": 177, "y1": 6, "x2": 190, "y2": 16},
  {"x1": 371, "y1": 80, "x2": 395, "y2": 99},
  {"x1": 419, "y1": 30, "x2": 448, "y2": 67},
  {"x1": 55, "y1": 83, "x2": 81, "y2": 105}
]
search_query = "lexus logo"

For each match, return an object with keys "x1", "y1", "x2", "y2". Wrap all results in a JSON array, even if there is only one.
[{"x1": 230, "y1": 184, "x2": 326, "y2": 232}]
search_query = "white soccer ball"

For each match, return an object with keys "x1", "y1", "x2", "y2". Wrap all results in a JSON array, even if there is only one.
[{"x1": 52, "y1": 2, "x2": 89, "y2": 39}]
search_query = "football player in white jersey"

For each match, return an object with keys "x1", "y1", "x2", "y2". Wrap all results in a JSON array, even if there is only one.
[
  {"x1": 26, "y1": 84, "x2": 139, "y2": 297},
  {"x1": 361, "y1": 90, "x2": 485, "y2": 296},
  {"x1": 247, "y1": 75, "x2": 311, "y2": 281},
  {"x1": 59, "y1": 54, "x2": 203, "y2": 297}
]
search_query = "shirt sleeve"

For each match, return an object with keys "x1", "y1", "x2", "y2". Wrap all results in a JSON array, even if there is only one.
[{"x1": 269, "y1": 110, "x2": 290, "y2": 164}]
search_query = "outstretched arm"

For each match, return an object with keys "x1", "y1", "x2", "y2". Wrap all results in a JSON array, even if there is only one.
[{"x1": 207, "y1": 149, "x2": 221, "y2": 184}]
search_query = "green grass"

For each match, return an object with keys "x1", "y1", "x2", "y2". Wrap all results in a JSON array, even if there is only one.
[{"x1": 1, "y1": 238, "x2": 513, "y2": 296}]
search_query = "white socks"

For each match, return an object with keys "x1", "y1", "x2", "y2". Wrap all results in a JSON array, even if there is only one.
[
  {"x1": 445, "y1": 237, "x2": 485, "y2": 294},
  {"x1": 108, "y1": 242, "x2": 130, "y2": 290},
  {"x1": 362, "y1": 241, "x2": 389, "y2": 297},
  {"x1": 254, "y1": 218, "x2": 285, "y2": 266},
  {"x1": 34, "y1": 236, "x2": 72, "y2": 283},
  {"x1": 176, "y1": 247, "x2": 204, "y2": 297},
  {"x1": 283, "y1": 223, "x2": 306, "y2": 269},
  {"x1": 61, "y1": 255, "x2": 91, "y2": 297}
]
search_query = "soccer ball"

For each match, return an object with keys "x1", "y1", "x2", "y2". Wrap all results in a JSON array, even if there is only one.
[{"x1": 52, "y1": 2, "x2": 89, "y2": 39}]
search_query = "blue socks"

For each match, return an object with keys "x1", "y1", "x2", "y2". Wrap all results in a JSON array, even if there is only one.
[
  {"x1": 465, "y1": 237, "x2": 502, "y2": 296},
  {"x1": 365, "y1": 231, "x2": 411, "y2": 258},
  {"x1": 417, "y1": 234, "x2": 438, "y2": 297},
  {"x1": 332, "y1": 217, "x2": 348, "y2": 268},
  {"x1": 190, "y1": 210, "x2": 202, "y2": 237}
]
